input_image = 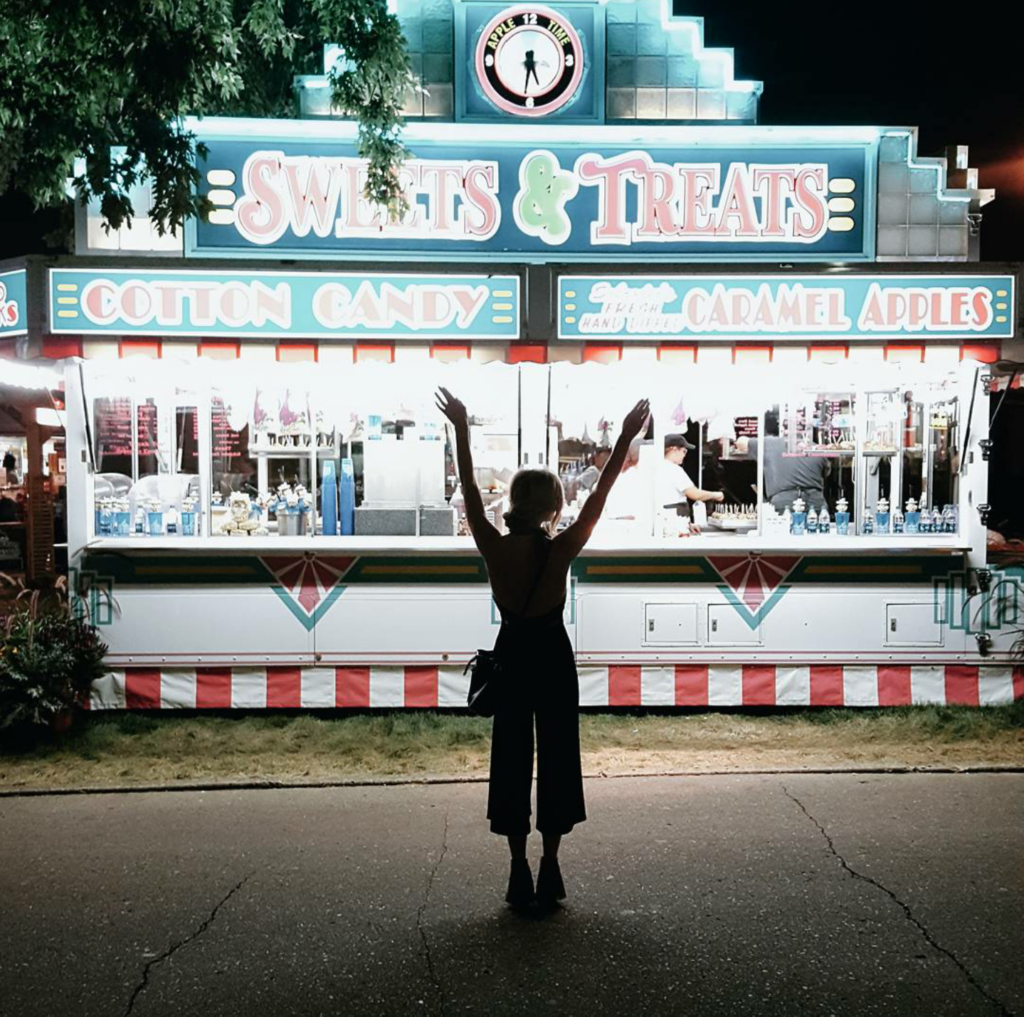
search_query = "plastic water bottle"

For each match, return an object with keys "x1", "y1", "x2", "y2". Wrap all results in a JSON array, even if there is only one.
[
  {"x1": 875, "y1": 497, "x2": 890, "y2": 535},
  {"x1": 321, "y1": 460, "x2": 338, "y2": 536},
  {"x1": 791, "y1": 498, "x2": 806, "y2": 536},
  {"x1": 338, "y1": 458, "x2": 355, "y2": 535},
  {"x1": 905, "y1": 498, "x2": 920, "y2": 534},
  {"x1": 892, "y1": 505, "x2": 904, "y2": 534},
  {"x1": 806, "y1": 506, "x2": 818, "y2": 534},
  {"x1": 835, "y1": 497, "x2": 850, "y2": 535},
  {"x1": 942, "y1": 505, "x2": 957, "y2": 533},
  {"x1": 818, "y1": 505, "x2": 831, "y2": 534}
]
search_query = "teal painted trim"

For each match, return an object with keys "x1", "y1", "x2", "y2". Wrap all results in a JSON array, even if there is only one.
[
  {"x1": 716, "y1": 583, "x2": 791, "y2": 630},
  {"x1": 863, "y1": 136, "x2": 879, "y2": 261},
  {"x1": 572, "y1": 555, "x2": 962, "y2": 585},
  {"x1": 82, "y1": 553, "x2": 275, "y2": 585},
  {"x1": 345, "y1": 556, "x2": 488, "y2": 583},
  {"x1": 271, "y1": 582, "x2": 348, "y2": 631},
  {"x1": 573, "y1": 556, "x2": 719, "y2": 583},
  {"x1": 68, "y1": 564, "x2": 115, "y2": 627},
  {"x1": 83, "y1": 551, "x2": 963, "y2": 588},
  {"x1": 272, "y1": 585, "x2": 317, "y2": 631},
  {"x1": 786, "y1": 555, "x2": 960, "y2": 583},
  {"x1": 934, "y1": 567, "x2": 1024, "y2": 635}
]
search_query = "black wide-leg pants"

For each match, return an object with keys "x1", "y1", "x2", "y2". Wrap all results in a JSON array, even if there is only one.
[{"x1": 486, "y1": 657, "x2": 587, "y2": 837}]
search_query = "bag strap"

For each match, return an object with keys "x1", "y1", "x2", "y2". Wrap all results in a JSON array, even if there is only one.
[{"x1": 518, "y1": 536, "x2": 553, "y2": 618}]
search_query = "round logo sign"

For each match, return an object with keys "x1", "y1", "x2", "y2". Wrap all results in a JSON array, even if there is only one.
[{"x1": 475, "y1": 5, "x2": 584, "y2": 117}]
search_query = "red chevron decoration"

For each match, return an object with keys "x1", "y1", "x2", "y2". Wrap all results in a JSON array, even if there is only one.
[
  {"x1": 708, "y1": 555, "x2": 800, "y2": 612},
  {"x1": 261, "y1": 555, "x2": 357, "y2": 619}
]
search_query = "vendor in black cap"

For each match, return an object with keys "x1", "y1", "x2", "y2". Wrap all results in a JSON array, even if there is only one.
[{"x1": 659, "y1": 433, "x2": 725, "y2": 515}]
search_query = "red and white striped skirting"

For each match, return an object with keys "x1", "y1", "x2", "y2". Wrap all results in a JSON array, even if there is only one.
[{"x1": 86, "y1": 663, "x2": 1024, "y2": 710}]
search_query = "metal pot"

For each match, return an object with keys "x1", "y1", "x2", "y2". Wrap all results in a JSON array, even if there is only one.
[{"x1": 277, "y1": 510, "x2": 308, "y2": 536}]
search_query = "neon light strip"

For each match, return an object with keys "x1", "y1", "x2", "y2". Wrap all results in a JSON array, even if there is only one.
[{"x1": 183, "y1": 116, "x2": 885, "y2": 147}]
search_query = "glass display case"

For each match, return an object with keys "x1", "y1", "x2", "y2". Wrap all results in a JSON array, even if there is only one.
[
  {"x1": 77, "y1": 359, "x2": 521, "y2": 543},
  {"x1": 546, "y1": 360, "x2": 971, "y2": 545},
  {"x1": 72, "y1": 358, "x2": 977, "y2": 549}
]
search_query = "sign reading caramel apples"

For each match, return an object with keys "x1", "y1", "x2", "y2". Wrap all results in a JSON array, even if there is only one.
[{"x1": 557, "y1": 275, "x2": 1015, "y2": 341}]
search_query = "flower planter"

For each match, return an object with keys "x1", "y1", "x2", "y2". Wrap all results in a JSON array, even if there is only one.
[{"x1": 48, "y1": 708, "x2": 74, "y2": 736}]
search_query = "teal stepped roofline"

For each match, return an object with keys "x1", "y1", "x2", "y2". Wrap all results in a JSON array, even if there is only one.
[{"x1": 297, "y1": 0, "x2": 764, "y2": 124}]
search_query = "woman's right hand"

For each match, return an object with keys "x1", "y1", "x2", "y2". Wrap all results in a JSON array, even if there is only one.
[
  {"x1": 621, "y1": 399, "x2": 651, "y2": 440},
  {"x1": 435, "y1": 386, "x2": 469, "y2": 429}
]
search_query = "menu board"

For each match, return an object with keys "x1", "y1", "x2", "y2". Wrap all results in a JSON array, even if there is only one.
[
  {"x1": 734, "y1": 416, "x2": 759, "y2": 438},
  {"x1": 94, "y1": 397, "x2": 133, "y2": 474},
  {"x1": 137, "y1": 402, "x2": 158, "y2": 453},
  {"x1": 211, "y1": 399, "x2": 242, "y2": 460},
  {"x1": 176, "y1": 407, "x2": 199, "y2": 474}
]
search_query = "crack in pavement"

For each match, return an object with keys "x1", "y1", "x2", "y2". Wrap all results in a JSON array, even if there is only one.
[
  {"x1": 123, "y1": 871, "x2": 255, "y2": 1017},
  {"x1": 416, "y1": 806, "x2": 450, "y2": 1017},
  {"x1": 781, "y1": 784, "x2": 1014, "y2": 1017}
]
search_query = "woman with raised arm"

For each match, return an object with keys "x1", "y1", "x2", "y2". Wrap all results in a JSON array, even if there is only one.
[{"x1": 436, "y1": 387, "x2": 650, "y2": 910}]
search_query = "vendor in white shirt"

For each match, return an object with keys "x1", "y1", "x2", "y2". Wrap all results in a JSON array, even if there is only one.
[
  {"x1": 659, "y1": 433, "x2": 725, "y2": 511},
  {"x1": 600, "y1": 439, "x2": 643, "y2": 519}
]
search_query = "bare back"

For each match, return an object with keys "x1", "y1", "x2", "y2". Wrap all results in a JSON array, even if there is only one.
[{"x1": 483, "y1": 532, "x2": 576, "y2": 618}]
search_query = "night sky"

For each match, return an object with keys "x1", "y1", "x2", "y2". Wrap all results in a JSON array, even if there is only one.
[
  {"x1": 687, "y1": 0, "x2": 1024, "y2": 261},
  {"x1": 2, "y1": 3, "x2": 1022, "y2": 262}
]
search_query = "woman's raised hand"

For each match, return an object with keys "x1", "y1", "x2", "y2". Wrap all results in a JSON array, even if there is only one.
[
  {"x1": 435, "y1": 386, "x2": 469, "y2": 429},
  {"x1": 621, "y1": 398, "x2": 651, "y2": 440}
]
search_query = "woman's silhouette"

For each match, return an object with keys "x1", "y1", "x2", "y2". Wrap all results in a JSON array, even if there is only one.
[
  {"x1": 522, "y1": 49, "x2": 541, "y2": 93},
  {"x1": 436, "y1": 387, "x2": 650, "y2": 909}
]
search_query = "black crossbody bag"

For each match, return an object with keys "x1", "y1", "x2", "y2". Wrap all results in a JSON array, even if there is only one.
[{"x1": 465, "y1": 540, "x2": 550, "y2": 717}]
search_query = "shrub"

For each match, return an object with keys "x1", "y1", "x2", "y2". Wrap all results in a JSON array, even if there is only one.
[{"x1": 0, "y1": 580, "x2": 108, "y2": 730}]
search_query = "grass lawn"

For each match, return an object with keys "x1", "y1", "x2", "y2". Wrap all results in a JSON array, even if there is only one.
[{"x1": 1, "y1": 703, "x2": 1022, "y2": 791}]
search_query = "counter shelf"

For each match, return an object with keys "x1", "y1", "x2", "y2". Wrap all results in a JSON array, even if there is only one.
[{"x1": 84, "y1": 534, "x2": 971, "y2": 556}]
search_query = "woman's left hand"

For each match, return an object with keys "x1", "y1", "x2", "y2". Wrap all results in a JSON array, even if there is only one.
[{"x1": 435, "y1": 387, "x2": 469, "y2": 429}]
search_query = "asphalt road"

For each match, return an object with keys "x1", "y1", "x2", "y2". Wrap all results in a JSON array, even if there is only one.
[{"x1": 1, "y1": 773, "x2": 1021, "y2": 1017}]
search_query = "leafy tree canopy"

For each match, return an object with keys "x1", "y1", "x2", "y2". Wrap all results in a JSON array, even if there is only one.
[{"x1": 0, "y1": 0, "x2": 414, "y2": 237}]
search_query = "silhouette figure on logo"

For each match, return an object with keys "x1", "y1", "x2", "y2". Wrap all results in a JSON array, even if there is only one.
[{"x1": 523, "y1": 49, "x2": 541, "y2": 93}]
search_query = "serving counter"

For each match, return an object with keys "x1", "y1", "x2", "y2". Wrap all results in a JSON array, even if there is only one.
[{"x1": 83, "y1": 534, "x2": 972, "y2": 555}]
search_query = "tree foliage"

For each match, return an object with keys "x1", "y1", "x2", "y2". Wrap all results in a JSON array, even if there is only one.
[{"x1": 0, "y1": 0, "x2": 415, "y2": 236}]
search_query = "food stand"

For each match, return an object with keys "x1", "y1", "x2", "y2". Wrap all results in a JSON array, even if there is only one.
[{"x1": 8, "y1": 0, "x2": 1024, "y2": 708}]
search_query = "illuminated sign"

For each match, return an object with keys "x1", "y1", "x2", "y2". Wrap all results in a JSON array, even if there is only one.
[
  {"x1": 48, "y1": 269, "x2": 520, "y2": 339},
  {"x1": 188, "y1": 121, "x2": 875, "y2": 261},
  {"x1": 0, "y1": 269, "x2": 27, "y2": 337},
  {"x1": 558, "y1": 275, "x2": 1016, "y2": 340},
  {"x1": 458, "y1": 1, "x2": 602, "y2": 123},
  {"x1": 474, "y1": 5, "x2": 585, "y2": 117}
]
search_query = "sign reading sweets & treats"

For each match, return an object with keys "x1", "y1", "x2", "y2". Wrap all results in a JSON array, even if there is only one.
[
  {"x1": 187, "y1": 120, "x2": 875, "y2": 262},
  {"x1": 0, "y1": 269, "x2": 27, "y2": 337},
  {"x1": 557, "y1": 275, "x2": 1016, "y2": 341}
]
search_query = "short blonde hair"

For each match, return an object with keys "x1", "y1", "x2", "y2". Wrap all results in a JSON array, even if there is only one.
[{"x1": 504, "y1": 468, "x2": 564, "y2": 533}]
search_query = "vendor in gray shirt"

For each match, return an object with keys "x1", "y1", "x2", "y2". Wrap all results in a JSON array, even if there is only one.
[
  {"x1": 577, "y1": 446, "x2": 612, "y2": 492},
  {"x1": 734, "y1": 410, "x2": 831, "y2": 513}
]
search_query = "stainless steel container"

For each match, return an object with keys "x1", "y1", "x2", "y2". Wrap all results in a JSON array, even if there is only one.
[{"x1": 277, "y1": 510, "x2": 308, "y2": 536}]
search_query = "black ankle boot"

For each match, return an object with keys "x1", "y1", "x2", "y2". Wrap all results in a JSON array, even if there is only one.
[
  {"x1": 536, "y1": 855, "x2": 566, "y2": 906},
  {"x1": 505, "y1": 858, "x2": 535, "y2": 907}
]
